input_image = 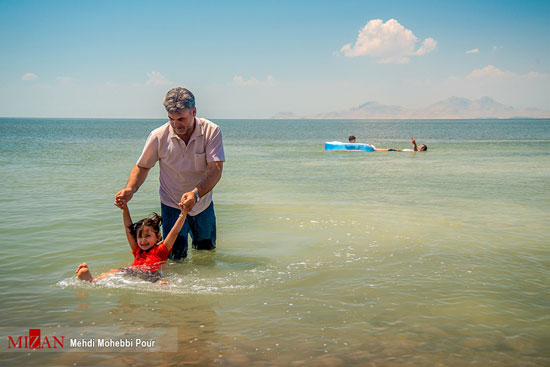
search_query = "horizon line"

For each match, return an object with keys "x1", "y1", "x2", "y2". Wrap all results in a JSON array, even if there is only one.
[{"x1": 1, "y1": 116, "x2": 549, "y2": 121}]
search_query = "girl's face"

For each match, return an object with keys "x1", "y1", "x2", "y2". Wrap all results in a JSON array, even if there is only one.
[{"x1": 137, "y1": 225, "x2": 161, "y2": 251}]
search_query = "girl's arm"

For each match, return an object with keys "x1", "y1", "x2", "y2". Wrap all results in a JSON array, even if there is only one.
[
  {"x1": 163, "y1": 203, "x2": 189, "y2": 252},
  {"x1": 121, "y1": 204, "x2": 138, "y2": 252}
]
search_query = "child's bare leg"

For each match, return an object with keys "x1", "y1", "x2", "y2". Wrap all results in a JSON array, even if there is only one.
[
  {"x1": 76, "y1": 264, "x2": 121, "y2": 282},
  {"x1": 76, "y1": 263, "x2": 94, "y2": 282},
  {"x1": 94, "y1": 269, "x2": 122, "y2": 281}
]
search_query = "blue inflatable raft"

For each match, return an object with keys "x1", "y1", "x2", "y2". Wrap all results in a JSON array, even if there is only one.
[{"x1": 325, "y1": 141, "x2": 375, "y2": 152}]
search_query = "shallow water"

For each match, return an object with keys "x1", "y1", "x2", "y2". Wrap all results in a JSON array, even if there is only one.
[{"x1": 1, "y1": 118, "x2": 549, "y2": 366}]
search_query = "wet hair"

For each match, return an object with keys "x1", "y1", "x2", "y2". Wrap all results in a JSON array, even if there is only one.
[
  {"x1": 128, "y1": 213, "x2": 162, "y2": 240},
  {"x1": 420, "y1": 144, "x2": 428, "y2": 151},
  {"x1": 163, "y1": 87, "x2": 195, "y2": 113},
  {"x1": 348, "y1": 135, "x2": 356, "y2": 142}
]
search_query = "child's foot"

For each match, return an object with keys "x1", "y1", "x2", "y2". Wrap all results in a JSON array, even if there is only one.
[
  {"x1": 76, "y1": 263, "x2": 88, "y2": 273},
  {"x1": 76, "y1": 263, "x2": 94, "y2": 282}
]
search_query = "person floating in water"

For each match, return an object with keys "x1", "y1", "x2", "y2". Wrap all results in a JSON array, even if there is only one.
[
  {"x1": 76, "y1": 201, "x2": 190, "y2": 283},
  {"x1": 410, "y1": 137, "x2": 427, "y2": 151},
  {"x1": 348, "y1": 135, "x2": 356, "y2": 143},
  {"x1": 373, "y1": 137, "x2": 428, "y2": 152}
]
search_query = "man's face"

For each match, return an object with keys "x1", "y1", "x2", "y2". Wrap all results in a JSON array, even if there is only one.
[{"x1": 169, "y1": 108, "x2": 196, "y2": 137}]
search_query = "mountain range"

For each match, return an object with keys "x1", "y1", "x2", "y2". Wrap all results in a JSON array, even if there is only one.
[{"x1": 272, "y1": 97, "x2": 550, "y2": 119}]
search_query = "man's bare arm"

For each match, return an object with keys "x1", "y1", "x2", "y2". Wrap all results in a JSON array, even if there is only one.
[
  {"x1": 180, "y1": 161, "x2": 223, "y2": 210},
  {"x1": 411, "y1": 138, "x2": 419, "y2": 152},
  {"x1": 114, "y1": 164, "x2": 151, "y2": 208}
]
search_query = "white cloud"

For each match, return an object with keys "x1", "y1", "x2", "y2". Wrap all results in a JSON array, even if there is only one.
[
  {"x1": 56, "y1": 76, "x2": 75, "y2": 84},
  {"x1": 439, "y1": 66, "x2": 550, "y2": 110},
  {"x1": 22, "y1": 73, "x2": 38, "y2": 81},
  {"x1": 233, "y1": 75, "x2": 259, "y2": 86},
  {"x1": 340, "y1": 19, "x2": 437, "y2": 63},
  {"x1": 492, "y1": 46, "x2": 502, "y2": 53},
  {"x1": 525, "y1": 71, "x2": 550, "y2": 79},
  {"x1": 467, "y1": 65, "x2": 515, "y2": 79},
  {"x1": 414, "y1": 38, "x2": 437, "y2": 56},
  {"x1": 146, "y1": 71, "x2": 173, "y2": 86},
  {"x1": 466, "y1": 48, "x2": 479, "y2": 54},
  {"x1": 233, "y1": 75, "x2": 276, "y2": 86}
]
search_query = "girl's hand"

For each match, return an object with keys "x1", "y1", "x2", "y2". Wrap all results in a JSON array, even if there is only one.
[
  {"x1": 179, "y1": 202, "x2": 190, "y2": 215},
  {"x1": 115, "y1": 200, "x2": 128, "y2": 211},
  {"x1": 115, "y1": 188, "x2": 134, "y2": 208},
  {"x1": 180, "y1": 191, "x2": 198, "y2": 212}
]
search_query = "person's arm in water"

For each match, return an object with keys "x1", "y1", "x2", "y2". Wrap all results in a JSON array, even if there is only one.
[
  {"x1": 163, "y1": 203, "x2": 190, "y2": 252},
  {"x1": 180, "y1": 161, "x2": 224, "y2": 211},
  {"x1": 115, "y1": 165, "x2": 151, "y2": 208},
  {"x1": 120, "y1": 203, "x2": 138, "y2": 252},
  {"x1": 411, "y1": 138, "x2": 419, "y2": 151}
]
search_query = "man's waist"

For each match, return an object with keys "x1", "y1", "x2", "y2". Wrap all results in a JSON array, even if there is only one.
[{"x1": 159, "y1": 189, "x2": 213, "y2": 216}]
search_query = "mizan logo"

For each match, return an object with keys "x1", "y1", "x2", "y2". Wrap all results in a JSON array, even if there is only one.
[{"x1": 8, "y1": 329, "x2": 65, "y2": 349}]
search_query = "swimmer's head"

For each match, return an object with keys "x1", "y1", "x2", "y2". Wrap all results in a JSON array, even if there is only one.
[
  {"x1": 348, "y1": 135, "x2": 356, "y2": 143},
  {"x1": 129, "y1": 213, "x2": 162, "y2": 251},
  {"x1": 419, "y1": 144, "x2": 427, "y2": 151}
]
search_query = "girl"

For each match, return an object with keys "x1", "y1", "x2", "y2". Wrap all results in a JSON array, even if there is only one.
[{"x1": 76, "y1": 201, "x2": 188, "y2": 283}]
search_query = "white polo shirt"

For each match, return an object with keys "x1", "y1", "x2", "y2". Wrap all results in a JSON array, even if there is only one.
[{"x1": 136, "y1": 118, "x2": 225, "y2": 216}]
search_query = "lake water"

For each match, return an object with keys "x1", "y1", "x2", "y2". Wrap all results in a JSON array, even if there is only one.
[{"x1": 1, "y1": 118, "x2": 549, "y2": 366}]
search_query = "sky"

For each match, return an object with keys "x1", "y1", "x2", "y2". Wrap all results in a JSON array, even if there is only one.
[{"x1": 0, "y1": 0, "x2": 549, "y2": 118}]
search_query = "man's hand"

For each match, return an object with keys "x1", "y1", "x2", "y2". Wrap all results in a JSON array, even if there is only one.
[
  {"x1": 114, "y1": 165, "x2": 151, "y2": 208},
  {"x1": 115, "y1": 188, "x2": 134, "y2": 209},
  {"x1": 178, "y1": 202, "x2": 190, "y2": 216},
  {"x1": 180, "y1": 191, "x2": 197, "y2": 212},
  {"x1": 177, "y1": 161, "x2": 223, "y2": 212}
]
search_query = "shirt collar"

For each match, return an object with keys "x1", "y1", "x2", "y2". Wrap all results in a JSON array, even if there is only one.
[{"x1": 168, "y1": 117, "x2": 204, "y2": 141}]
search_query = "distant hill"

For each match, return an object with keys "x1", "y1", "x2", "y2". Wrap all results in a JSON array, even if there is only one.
[
  {"x1": 272, "y1": 97, "x2": 550, "y2": 119},
  {"x1": 271, "y1": 111, "x2": 302, "y2": 119}
]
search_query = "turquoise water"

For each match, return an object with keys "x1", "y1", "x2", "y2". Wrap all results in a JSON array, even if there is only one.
[{"x1": 1, "y1": 118, "x2": 549, "y2": 366}]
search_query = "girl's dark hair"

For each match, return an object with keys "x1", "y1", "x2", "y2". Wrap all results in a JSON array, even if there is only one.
[{"x1": 128, "y1": 213, "x2": 162, "y2": 240}]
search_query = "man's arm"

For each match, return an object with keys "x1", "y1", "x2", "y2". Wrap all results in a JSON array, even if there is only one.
[
  {"x1": 115, "y1": 164, "x2": 151, "y2": 208},
  {"x1": 180, "y1": 161, "x2": 224, "y2": 210},
  {"x1": 411, "y1": 138, "x2": 418, "y2": 152}
]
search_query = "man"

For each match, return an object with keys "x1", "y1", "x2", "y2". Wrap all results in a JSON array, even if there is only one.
[
  {"x1": 373, "y1": 138, "x2": 428, "y2": 152},
  {"x1": 115, "y1": 87, "x2": 225, "y2": 260},
  {"x1": 410, "y1": 137, "x2": 428, "y2": 151}
]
